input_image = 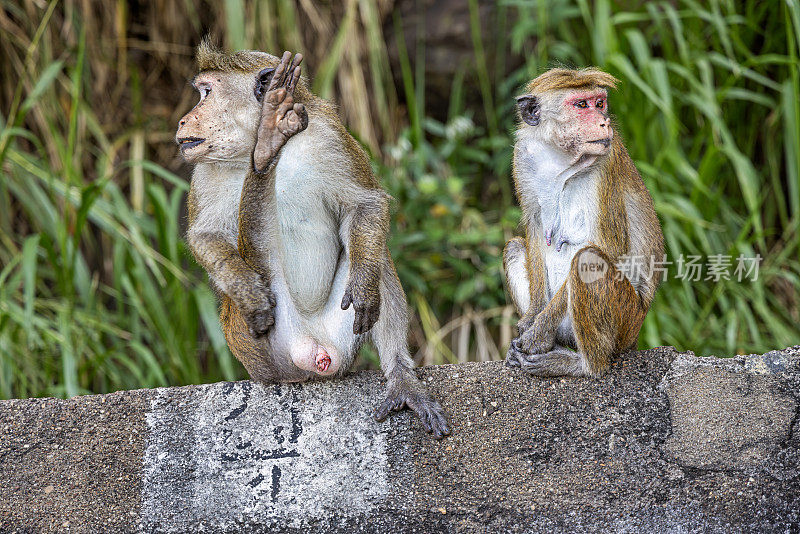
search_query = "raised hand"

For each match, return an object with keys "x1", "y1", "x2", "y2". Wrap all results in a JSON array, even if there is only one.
[{"x1": 253, "y1": 51, "x2": 309, "y2": 173}]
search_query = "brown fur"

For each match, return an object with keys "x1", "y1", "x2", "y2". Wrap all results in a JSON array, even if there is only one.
[
  {"x1": 524, "y1": 67, "x2": 619, "y2": 95},
  {"x1": 196, "y1": 37, "x2": 274, "y2": 73}
]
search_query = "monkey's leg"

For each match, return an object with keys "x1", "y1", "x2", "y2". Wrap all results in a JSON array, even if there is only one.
[
  {"x1": 370, "y1": 262, "x2": 450, "y2": 439},
  {"x1": 517, "y1": 246, "x2": 645, "y2": 377}
]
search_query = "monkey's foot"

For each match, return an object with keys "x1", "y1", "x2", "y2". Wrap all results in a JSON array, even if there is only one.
[
  {"x1": 505, "y1": 344, "x2": 525, "y2": 368},
  {"x1": 511, "y1": 347, "x2": 588, "y2": 377},
  {"x1": 315, "y1": 350, "x2": 332, "y2": 373},
  {"x1": 509, "y1": 330, "x2": 555, "y2": 358},
  {"x1": 374, "y1": 389, "x2": 450, "y2": 440}
]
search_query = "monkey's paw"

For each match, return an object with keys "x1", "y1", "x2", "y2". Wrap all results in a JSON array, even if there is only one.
[
  {"x1": 253, "y1": 89, "x2": 309, "y2": 173},
  {"x1": 341, "y1": 281, "x2": 381, "y2": 335},
  {"x1": 509, "y1": 326, "x2": 555, "y2": 356},
  {"x1": 513, "y1": 349, "x2": 585, "y2": 377},
  {"x1": 245, "y1": 308, "x2": 275, "y2": 338},
  {"x1": 505, "y1": 344, "x2": 524, "y2": 368},
  {"x1": 242, "y1": 284, "x2": 277, "y2": 338},
  {"x1": 515, "y1": 315, "x2": 536, "y2": 336},
  {"x1": 374, "y1": 389, "x2": 450, "y2": 440}
]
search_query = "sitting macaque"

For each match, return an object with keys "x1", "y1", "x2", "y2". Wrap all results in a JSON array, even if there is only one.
[
  {"x1": 176, "y1": 41, "x2": 449, "y2": 438},
  {"x1": 504, "y1": 68, "x2": 664, "y2": 377}
]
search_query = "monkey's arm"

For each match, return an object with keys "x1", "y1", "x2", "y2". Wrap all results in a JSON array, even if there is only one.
[
  {"x1": 188, "y1": 230, "x2": 276, "y2": 336},
  {"x1": 237, "y1": 170, "x2": 274, "y2": 278},
  {"x1": 513, "y1": 276, "x2": 568, "y2": 355},
  {"x1": 340, "y1": 189, "x2": 390, "y2": 335},
  {"x1": 518, "y1": 226, "x2": 549, "y2": 332}
]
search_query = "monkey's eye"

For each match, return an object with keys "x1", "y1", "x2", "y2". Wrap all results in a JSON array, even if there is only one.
[
  {"x1": 596, "y1": 99, "x2": 605, "y2": 109},
  {"x1": 195, "y1": 84, "x2": 211, "y2": 101},
  {"x1": 574, "y1": 100, "x2": 588, "y2": 109}
]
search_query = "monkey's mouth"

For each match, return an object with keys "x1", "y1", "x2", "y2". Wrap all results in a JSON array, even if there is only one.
[
  {"x1": 587, "y1": 138, "x2": 611, "y2": 148},
  {"x1": 177, "y1": 137, "x2": 205, "y2": 150}
]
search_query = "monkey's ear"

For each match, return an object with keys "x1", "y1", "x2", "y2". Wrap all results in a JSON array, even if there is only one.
[
  {"x1": 254, "y1": 67, "x2": 276, "y2": 101},
  {"x1": 516, "y1": 95, "x2": 540, "y2": 126}
]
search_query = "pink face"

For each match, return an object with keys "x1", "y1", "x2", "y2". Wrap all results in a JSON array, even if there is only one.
[{"x1": 562, "y1": 90, "x2": 613, "y2": 155}]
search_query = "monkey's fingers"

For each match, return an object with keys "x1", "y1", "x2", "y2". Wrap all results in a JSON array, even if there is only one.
[
  {"x1": 267, "y1": 51, "x2": 293, "y2": 92},
  {"x1": 352, "y1": 310, "x2": 364, "y2": 334},
  {"x1": 352, "y1": 310, "x2": 367, "y2": 335},
  {"x1": 286, "y1": 65, "x2": 302, "y2": 94},
  {"x1": 293, "y1": 103, "x2": 309, "y2": 131},
  {"x1": 246, "y1": 309, "x2": 275, "y2": 337},
  {"x1": 288, "y1": 53, "x2": 303, "y2": 73},
  {"x1": 278, "y1": 110, "x2": 303, "y2": 137},
  {"x1": 416, "y1": 408, "x2": 434, "y2": 434},
  {"x1": 340, "y1": 289, "x2": 353, "y2": 310},
  {"x1": 431, "y1": 409, "x2": 451, "y2": 439},
  {"x1": 374, "y1": 394, "x2": 405, "y2": 421},
  {"x1": 373, "y1": 399, "x2": 394, "y2": 422},
  {"x1": 407, "y1": 394, "x2": 450, "y2": 439},
  {"x1": 505, "y1": 345, "x2": 524, "y2": 367}
]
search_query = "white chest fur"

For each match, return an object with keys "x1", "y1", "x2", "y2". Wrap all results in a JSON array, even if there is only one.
[
  {"x1": 541, "y1": 173, "x2": 598, "y2": 296},
  {"x1": 515, "y1": 136, "x2": 600, "y2": 298}
]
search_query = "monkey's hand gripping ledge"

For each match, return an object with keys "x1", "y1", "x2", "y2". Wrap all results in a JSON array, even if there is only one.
[{"x1": 2, "y1": 346, "x2": 799, "y2": 533}]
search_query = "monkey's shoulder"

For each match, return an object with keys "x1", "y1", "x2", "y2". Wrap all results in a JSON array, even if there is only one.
[{"x1": 274, "y1": 117, "x2": 379, "y2": 197}]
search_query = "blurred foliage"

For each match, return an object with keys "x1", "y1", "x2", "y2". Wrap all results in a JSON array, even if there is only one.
[{"x1": 0, "y1": 0, "x2": 798, "y2": 399}]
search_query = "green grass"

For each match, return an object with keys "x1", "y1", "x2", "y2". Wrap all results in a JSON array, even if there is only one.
[{"x1": 1, "y1": 0, "x2": 798, "y2": 399}]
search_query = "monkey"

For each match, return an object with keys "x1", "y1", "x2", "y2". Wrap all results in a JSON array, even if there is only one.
[
  {"x1": 503, "y1": 68, "x2": 664, "y2": 377},
  {"x1": 175, "y1": 41, "x2": 449, "y2": 439}
]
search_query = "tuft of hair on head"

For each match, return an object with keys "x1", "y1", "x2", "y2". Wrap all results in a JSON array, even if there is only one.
[
  {"x1": 196, "y1": 36, "x2": 276, "y2": 73},
  {"x1": 524, "y1": 67, "x2": 619, "y2": 96}
]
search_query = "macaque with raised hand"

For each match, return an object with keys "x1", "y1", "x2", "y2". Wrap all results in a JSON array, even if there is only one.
[
  {"x1": 176, "y1": 41, "x2": 449, "y2": 439},
  {"x1": 504, "y1": 68, "x2": 664, "y2": 377}
]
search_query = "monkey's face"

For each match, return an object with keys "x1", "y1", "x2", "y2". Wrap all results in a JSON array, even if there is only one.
[
  {"x1": 176, "y1": 70, "x2": 270, "y2": 166},
  {"x1": 555, "y1": 90, "x2": 613, "y2": 157},
  {"x1": 518, "y1": 88, "x2": 614, "y2": 159}
]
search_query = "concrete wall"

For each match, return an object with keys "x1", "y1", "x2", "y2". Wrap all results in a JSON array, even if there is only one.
[{"x1": 1, "y1": 345, "x2": 798, "y2": 533}]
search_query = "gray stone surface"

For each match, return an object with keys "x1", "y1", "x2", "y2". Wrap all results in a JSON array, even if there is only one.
[{"x1": 1, "y1": 345, "x2": 798, "y2": 533}]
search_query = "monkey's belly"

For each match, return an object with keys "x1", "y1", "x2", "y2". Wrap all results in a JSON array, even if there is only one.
[
  {"x1": 544, "y1": 247, "x2": 576, "y2": 298},
  {"x1": 277, "y1": 216, "x2": 341, "y2": 314}
]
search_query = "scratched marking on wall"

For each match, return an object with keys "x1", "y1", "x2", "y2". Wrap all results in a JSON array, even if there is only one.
[{"x1": 142, "y1": 376, "x2": 389, "y2": 531}]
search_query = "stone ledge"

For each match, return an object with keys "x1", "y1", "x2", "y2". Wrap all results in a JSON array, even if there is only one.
[{"x1": 1, "y1": 345, "x2": 798, "y2": 533}]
